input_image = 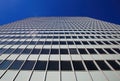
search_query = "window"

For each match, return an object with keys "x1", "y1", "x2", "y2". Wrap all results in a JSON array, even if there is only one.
[
  {"x1": 48, "y1": 61, "x2": 59, "y2": 70},
  {"x1": 113, "y1": 48, "x2": 120, "y2": 54},
  {"x1": 78, "y1": 49, "x2": 88, "y2": 54},
  {"x1": 29, "y1": 41, "x2": 36, "y2": 45},
  {"x1": 74, "y1": 41, "x2": 81, "y2": 45},
  {"x1": 69, "y1": 49, "x2": 78, "y2": 54},
  {"x1": 60, "y1": 41, "x2": 66, "y2": 45},
  {"x1": 84, "y1": 61, "x2": 98, "y2": 70},
  {"x1": 87, "y1": 49, "x2": 97, "y2": 54},
  {"x1": 96, "y1": 48, "x2": 106, "y2": 54},
  {"x1": 89, "y1": 41, "x2": 96, "y2": 45},
  {"x1": 66, "y1": 36, "x2": 71, "y2": 39},
  {"x1": 9, "y1": 60, "x2": 24, "y2": 70},
  {"x1": 96, "y1": 60, "x2": 111, "y2": 70},
  {"x1": 52, "y1": 41, "x2": 59, "y2": 45},
  {"x1": 50, "y1": 49, "x2": 59, "y2": 54},
  {"x1": 44, "y1": 41, "x2": 51, "y2": 45},
  {"x1": 78, "y1": 36, "x2": 83, "y2": 39},
  {"x1": 41, "y1": 49, "x2": 50, "y2": 54},
  {"x1": 72, "y1": 61, "x2": 85, "y2": 70},
  {"x1": 12, "y1": 48, "x2": 23, "y2": 54},
  {"x1": 107, "y1": 60, "x2": 120, "y2": 70},
  {"x1": 61, "y1": 61, "x2": 72, "y2": 70},
  {"x1": 34, "y1": 61, "x2": 47, "y2": 70},
  {"x1": 21, "y1": 48, "x2": 32, "y2": 54},
  {"x1": 36, "y1": 41, "x2": 44, "y2": 45},
  {"x1": 110, "y1": 41, "x2": 118, "y2": 45},
  {"x1": 82, "y1": 41, "x2": 89, "y2": 45},
  {"x1": 104, "y1": 48, "x2": 116, "y2": 54},
  {"x1": 96, "y1": 41, "x2": 104, "y2": 45},
  {"x1": 3, "y1": 48, "x2": 14, "y2": 54},
  {"x1": 21, "y1": 61, "x2": 35, "y2": 70},
  {"x1": 31, "y1": 49, "x2": 40, "y2": 54},
  {"x1": 60, "y1": 49, "x2": 68, "y2": 54},
  {"x1": 67, "y1": 41, "x2": 74, "y2": 45},
  {"x1": 103, "y1": 41, "x2": 111, "y2": 45},
  {"x1": 0, "y1": 60, "x2": 12, "y2": 70}
]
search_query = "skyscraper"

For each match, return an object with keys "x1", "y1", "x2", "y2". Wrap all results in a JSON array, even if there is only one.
[{"x1": 0, "y1": 17, "x2": 120, "y2": 81}]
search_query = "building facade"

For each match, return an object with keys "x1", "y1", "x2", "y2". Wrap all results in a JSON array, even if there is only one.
[{"x1": 0, "y1": 17, "x2": 120, "y2": 81}]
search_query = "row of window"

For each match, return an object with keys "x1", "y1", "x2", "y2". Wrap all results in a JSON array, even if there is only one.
[
  {"x1": 0, "y1": 40, "x2": 120, "y2": 45},
  {"x1": 1, "y1": 31, "x2": 120, "y2": 35},
  {"x1": 0, "y1": 60, "x2": 120, "y2": 71},
  {"x1": 1, "y1": 48, "x2": 120, "y2": 55},
  {"x1": 0, "y1": 35, "x2": 120, "y2": 39}
]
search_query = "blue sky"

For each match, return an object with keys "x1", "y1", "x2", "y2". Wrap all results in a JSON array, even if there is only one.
[{"x1": 0, "y1": 0, "x2": 120, "y2": 25}]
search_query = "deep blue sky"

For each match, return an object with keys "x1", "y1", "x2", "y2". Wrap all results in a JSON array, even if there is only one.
[{"x1": 0, "y1": 0, "x2": 120, "y2": 25}]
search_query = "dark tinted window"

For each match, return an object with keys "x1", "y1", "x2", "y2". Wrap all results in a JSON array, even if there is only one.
[
  {"x1": 34, "y1": 61, "x2": 47, "y2": 70},
  {"x1": 96, "y1": 48, "x2": 106, "y2": 54},
  {"x1": 96, "y1": 61, "x2": 111, "y2": 70},
  {"x1": 78, "y1": 49, "x2": 88, "y2": 54},
  {"x1": 29, "y1": 41, "x2": 36, "y2": 45},
  {"x1": 51, "y1": 49, "x2": 59, "y2": 54},
  {"x1": 41, "y1": 49, "x2": 50, "y2": 54},
  {"x1": 107, "y1": 60, "x2": 120, "y2": 70},
  {"x1": 61, "y1": 61, "x2": 72, "y2": 70},
  {"x1": 44, "y1": 41, "x2": 51, "y2": 45},
  {"x1": 60, "y1": 41, "x2": 66, "y2": 45},
  {"x1": 72, "y1": 61, "x2": 85, "y2": 70},
  {"x1": 69, "y1": 49, "x2": 78, "y2": 54},
  {"x1": 21, "y1": 48, "x2": 32, "y2": 54},
  {"x1": 0, "y1": 60, "x2": 12, "y2": 70},
  {"x1": 89, "y1": 41, "x2": 96, "y2": 45},
  {"x1": 84, "y1": 61, "x2": 98, "y2": 70},
  {"x1": 113, "y1": 48, "x2": 120, "y2": 54},
  {"x1": 60, "y1": 49, "x2": 68, "y2": 54},
  {"x1": 96, "y1": 41, "x2": 104, "y2": 45},
  {"x1": 67, "y1": 41, "x2": 74, "y2": 45},
  {"x1": 9, "y1": 60, "x2": 24, "y2": 70},
  {"x1": 110, "y1": 41, "x2": 118, "y2": 45},
  {"x1": 48, "y1": 61, "x2": 59, "y2": 70},
  {"x1": 21, "y1": 61, "x2": 35, "y2": 70},
  {"x1": 52, "y1": 41, "x2": 59, "y2": 45},
  {"x1": 103, "y1": 41, "x2": 111, "y2": 45},
  {"x1": 82, "y1": 41, "x2": 89, "y2": 45},
  {"x1": 87, "y1": 49, "x2": 97, "y2": 54},
  {"x1": 104, "y1": 48, "x2": 116, "y2": 54},
  {"x1": 37, "y1": 41, "x2": 44, "y2": 45},
  {"x1": 74, "y1": 41, "x2": 81, "y2": 45},
  {"x1": 31, "y1": 49, "x2": 40, "y2": 54},
  {"x1": 12, "y1": 48, "x2": 23, "y2": 54},
  {"x1": 3, "y1": 48, "x2": 14, "y2": 54}
]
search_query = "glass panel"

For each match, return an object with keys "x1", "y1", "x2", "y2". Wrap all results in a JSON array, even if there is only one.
[
  {"x1": 34, "y1": 61, "x2": 47, "y2": 70},
  {"x1": 0, "y1": 60, "x2": 12, "y2": 70},
  {"x1": 9, "y1": 60, "x2": 24, "y2": 70},
  {"x1": 41, "y1": 49, "x2": 50, "y2": 54},
  {"x1": 50, "y1": 49, "x2": 59, "y2": 54},
  {"x1": 21, "y1": 61, "x2": 35, "y2": 70},
  {"x1": 84, "y1": 61, "x2": 98, "y2": 70},
  {"x1": 72, "y1": 61, "x2": 85, "y2": 70},
  {"x1": 78, "y1": 49, "x2": 88, "y2": 54},
  {"x1": 31, "y1": 49, "x2": 40, "y2": 54},
  {"x1": 104, "y1": 48, "x2": 116, "y2": 54},
  {"x1": 61, "y1": 61, "x2": 72, "y2": 70},
  {"x1": 60, "y1": 49, "x2": 68, "y2": 54},
  {"x1": 107, "y1": 60, "x2": 120, "y2": 70},
  {"x1": 96, "y1": 60, "x2": 111, "y2": 70},
  {"x1": 69, "y1": 49, "x2": 78, "y2": 54},
  {"x1": 87, "y1": 49, "x2": 97, "y2": 54},
  {"x1": 48, "y1": 61, "x2": 59, "y2": 70},
  {"x1": 96, "y1": 48, "x2": 106, "y2": 54}
]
